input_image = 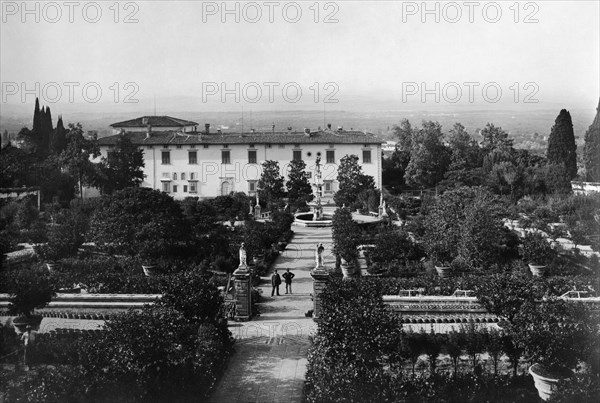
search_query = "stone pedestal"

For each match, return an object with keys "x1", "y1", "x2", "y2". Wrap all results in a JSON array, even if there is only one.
[
  {"x1": 254, "y1": 204, "x2": 262, "y2": 219},
  {"x1": 310, "y1": 267, "x2": 329, "y2": 321},
  {"x1": 233, "y1": 266, "x2": 252, "y2": 321}
]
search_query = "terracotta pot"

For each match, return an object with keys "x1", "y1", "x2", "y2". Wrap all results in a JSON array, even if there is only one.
[
  {"x1": 528, "y1": 264, "x2": 547, "y2": 277},
  {"x1": 341, "y1": 259, "x2": 359, "y2": 278},
  {"x1": 13, "y1": 315, "x2": 43, "y2": 335},
  {"x1": 435, "y1": 266, "x2": 451, "y2": 278},
  {"x1": 529, "y1": 364, "x2": 563, "y2": 401}
]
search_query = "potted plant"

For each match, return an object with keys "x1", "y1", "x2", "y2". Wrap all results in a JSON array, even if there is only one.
[
  {"x1": 7, "y1": 268, "x2": 56, "y2": 334},
  {"x1": 33, "y1": 223, "x2": 80, "y2": 272},
  {"x1": 510, "y1": 299, "x2": 595, "y2": 401},
  {"x1": 332, "y1": 208, "x2": 361, "y2": 278},
  {"x1": 424, "y1": 239, "x2": 455, "y2": 278},
  {"x1": 521, "y1": 232, "x2": 556, "y2": 276}
]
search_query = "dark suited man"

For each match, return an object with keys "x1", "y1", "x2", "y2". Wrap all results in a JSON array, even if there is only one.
[
  {"x1": 282, "y1": 269, "x2": 295, "y2": 294},
  {"x1": 271, "y1": 270, "x2": 282, "y2": 296}
]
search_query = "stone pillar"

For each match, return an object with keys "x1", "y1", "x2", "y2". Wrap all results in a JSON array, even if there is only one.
[
  {"x1": 254, "y1": 204, "x2": 261, "y2": 219},
  {"x1": 234, "y1": 244, "x2": 251, "y2": 321},
  {"x1": 310, "y1": 266, "x2": 329, "y2": 321},
  {"x1": 233, "y1": 266, "x2": 251, "y2": 321}
]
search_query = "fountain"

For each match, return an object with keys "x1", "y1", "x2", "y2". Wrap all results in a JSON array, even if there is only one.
[{"x1": 294, "y1": 156, "x2": 333, "y2": 227}]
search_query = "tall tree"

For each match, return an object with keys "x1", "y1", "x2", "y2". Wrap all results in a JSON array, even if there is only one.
[
  {"x1": 59, "y1": 123, "x2": 100, "y2": 199},
  {"x1": 583, "y1": 99, "x2": 600, "y2": 181},
  {"x1": 257, "y1": 160, "x2": 285, "y2": 208},
  {"x1": 392, "y1": 118, "x2": 414, "y2": 151},
  {"x1": 480, "y1": 123, "x2": 513, "y2": 153},
  {"x1": 404, "y1": 121, "x2": 450, "y2": 189},
  {"x1": 547, "y1": 109, "x2": 577, "y2": 180},
  {"x1": 97, "y1": 134, "x2": 145, "y2": 194},
  {"x1": 32, "y1": 98, "x2": 41, "y2": 135},
  {"x1": 51, "y1": 115, "x2": 68, "y2": 155},
  {"x1": 286, "y1": 159, "x2": 313, "y2": 209},
  {"x1": 334, "y1": 154, "x2": 375, "y2": 207}
]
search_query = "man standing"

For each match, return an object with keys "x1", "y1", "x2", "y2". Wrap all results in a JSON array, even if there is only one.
[
  {"x1": 282, "y1": 268, "x2": 295, "y2": 294},
  {"x1": 271, "y1": 269, "x2": 281, "y2": 296}
]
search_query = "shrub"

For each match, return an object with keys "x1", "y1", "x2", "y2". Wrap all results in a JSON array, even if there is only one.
[
  {"x1": 6, "y1": 267, "x2": 56, "y2": 318},
  {"x1": 510, "y1": 299, "x2": 595, "y2": 375},
  {"x1": 521, "y1": 232, "x2": 556, "y2": 265}
]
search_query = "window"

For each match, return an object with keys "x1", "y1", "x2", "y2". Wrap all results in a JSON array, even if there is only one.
[
  {"x1": 190, "y1": 183, "x2": 197, "y2": 193},
  {"x1": 162, "y1": 182, "x2": 170, "y2": 192},
  {"x1": 203, "y1": 144, "x2": 209, "y2": 149},
  {"x1": 278, "y1": 144, "x2": 285, "y2": 149},
  {"x1": 248, "y1": 180, "x2": 257, "y2": 193},
  {"x1": 326, "y1": 150, "x2": 335, "y2": 163},
  {"x1": 173, "y1": 185, "x2": 178, "y2": 193},
  {"x1": 176, "y1": 145, "x2": 182, "y2": 149},
  {"x1": 147, "y1": 145, "x2": 153, "y2": 149},
  {"x1": 248, "y1": 150, "x2": 257, "y2": 164},
  {"x1": 222, "y1": 150, "x2": 231, "y2": 164},
  {"x1": 173, "y1": 173, "x2": 178, "y2": 180},
  {"x1": 221, "y1": 181, "x2": 232, "y2": 196},
  {"x1": 181, "y1": 173, "x2": 186, "y2": 181},
  {"x1": 190, "y1": 145, "x2": 196, "y2": 149},
  {"x1": 161, "y1": 151, "x2": 170, "y2": 165},
  {"x1": 183, "y1": 185, "x2": 188, "y2": 193},
  {"x1": 324, "y1": 181, "x2": 333, "y2": 193},
  {"x1": 162, "y1": 172, "x2": 170, "y2": 179},
  {"x1": 190, "y1": 172, "x2": 196, "y2": 180},
  {"x1": 189, "y1": 151, "x2": 197, "y2": 164},
  {"x1": 362, "y1": 150, "x2": 372, "y2": 164},
  {"x1": 293, "y1": 150, "x2": 302, "y2": 161}
]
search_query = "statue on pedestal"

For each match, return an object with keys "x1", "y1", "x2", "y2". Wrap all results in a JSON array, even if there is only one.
[
  {"x1": 239, "y1": 242, "x2": 247, "y2": 268},
  {"x1": 315, "y1": 243, "x2": 324, "y2": 268}
]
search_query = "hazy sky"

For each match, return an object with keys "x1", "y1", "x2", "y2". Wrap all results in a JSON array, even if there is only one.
[{"x1": 1, "y1": 0, "x2": 599, "y2": 113}]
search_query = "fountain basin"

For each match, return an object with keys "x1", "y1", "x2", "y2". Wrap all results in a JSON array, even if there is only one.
[{"x1": 293, "y1": 212, "x2": 333, "y2": 227}]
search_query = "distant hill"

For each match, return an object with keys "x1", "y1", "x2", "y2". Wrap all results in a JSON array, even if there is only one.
[{"x1": 1, "y1": 103, "x2": 596, "y2": 151}]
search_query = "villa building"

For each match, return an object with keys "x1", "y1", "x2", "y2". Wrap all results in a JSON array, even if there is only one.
[
  {"x1": 110, "y1": 116, "x2": 199, "y2": 135},
  {"x1": 96, "y1": 117, "x2": 383, "y2": 200}
]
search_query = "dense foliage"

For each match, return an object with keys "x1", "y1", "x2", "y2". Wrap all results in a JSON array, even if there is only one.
[{"x1": 89, "y1": 187, "x2": 190, "y2": 260}]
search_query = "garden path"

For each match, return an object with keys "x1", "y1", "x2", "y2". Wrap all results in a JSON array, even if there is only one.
[{"x1": 208, "y1": 226, "x2": 333, "y2": 403}]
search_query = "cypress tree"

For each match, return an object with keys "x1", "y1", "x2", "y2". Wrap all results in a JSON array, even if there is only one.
[
  {"x1": 583, "y1": 99, "x2": 600, "y2": 181},
  {"x1": 547, "y1": 109, "x2": 577, "y2": 180},
  {"x1": 52, "y1": 116, "x2": 68, "y2": 154},
  {"x1": 33, "y1": 97, "x2": 41, "y2": 134}
]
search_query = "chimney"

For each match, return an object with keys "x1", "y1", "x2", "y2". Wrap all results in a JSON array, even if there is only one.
[
  {"x1": 337, "y1": 126, "x2": 343, "y2": 132},
  {"x1": 327, "y1": 123, "x2": 332, "y2": 130},
  {"x1": 205, "y1": 123, "x2": 210, "y2": 135},
  {"x1": 142, "y1": 117, "x2": 149, "y2": 125},
  {"x1": 146, "y1": 125, "x2": 152, "y2": 139},
  {"x1": 251, "y1": 128, "x2": 255, "y2": 134},
  {"x1": 304, "y1": 128, "x2": 311, "y2": 137},
  {"x1": 217, "y1": 128, "x2": 222, "y2": 134}
]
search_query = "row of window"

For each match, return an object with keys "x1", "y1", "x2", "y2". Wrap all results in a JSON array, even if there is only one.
[
  {"x1": 162, "y1": 172, "x2": 197, "y2": 181},
  {"x1": 160, "y1": 149, "x2": 372, "y2": 165},
  {"x1": 162, "y1": 180, "x2": 335, "y2": 195},
  {"x1": 162, "y1": 182, "x2": 198, "y2": 193}
]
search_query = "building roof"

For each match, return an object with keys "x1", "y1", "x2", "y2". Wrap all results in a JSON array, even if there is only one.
[
  {"x1": 110, "y1": 116, "x2": 199, "y2": 128},
  {"x1": 97, "y1": 129, "x2": 383, "y2": 146}
]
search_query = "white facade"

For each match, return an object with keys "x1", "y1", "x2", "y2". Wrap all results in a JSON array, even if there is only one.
[{"x1": 97, "y1": 128, "x2": 383, "y2": 200}]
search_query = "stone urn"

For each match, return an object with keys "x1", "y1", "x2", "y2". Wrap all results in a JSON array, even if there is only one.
[
  {"x1": 435, "y1": 266, "x2": 451, "y2": 278},
  {"x1": 13, "y1": 315, "x2": 43, "y2": 335},
  {"x1": 341, "y1": 258, "x2": 359, "y2": 278},
  {"x1": 529, "y1": 364, "x2": 563, "y2": 401},
  {"x1": 528, "y1": 264, "x2": 547, "y2": 277}
]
